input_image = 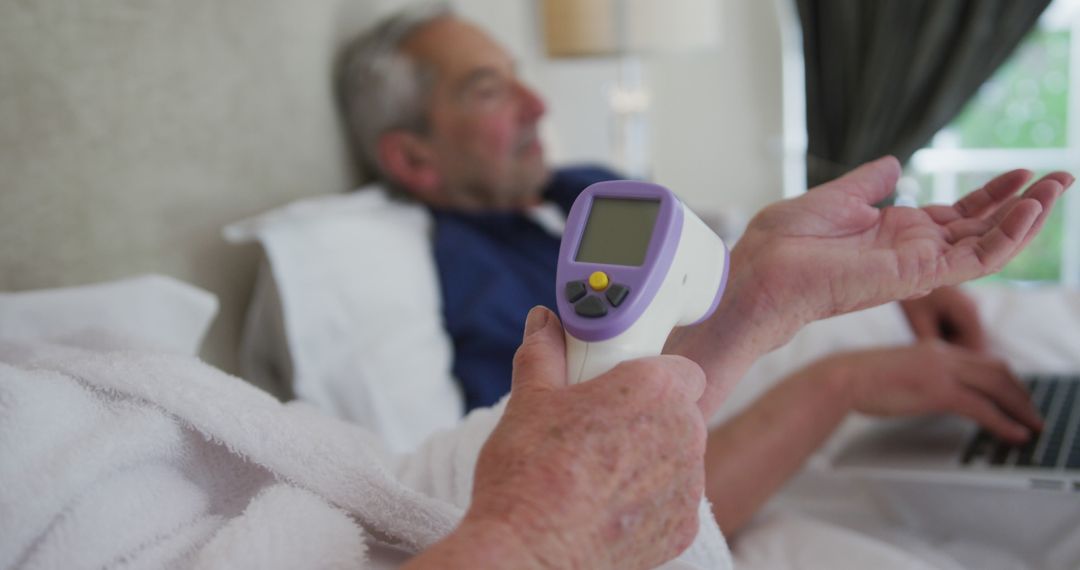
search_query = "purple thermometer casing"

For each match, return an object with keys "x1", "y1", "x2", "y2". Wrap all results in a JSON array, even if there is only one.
[{"x1": 556, "y1": 180, "x2": 685, "y2": 342}]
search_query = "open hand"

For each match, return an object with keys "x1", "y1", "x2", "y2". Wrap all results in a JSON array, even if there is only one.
[{"x1": 732, "y1": 156, "x2": 1072, "y2": 344}]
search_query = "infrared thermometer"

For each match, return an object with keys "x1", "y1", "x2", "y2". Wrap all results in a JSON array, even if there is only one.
[{"x1": 556, "y1": 180, "x2": 729, "y2": 384}]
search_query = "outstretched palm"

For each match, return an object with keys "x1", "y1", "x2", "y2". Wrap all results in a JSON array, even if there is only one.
[{"x1": 735, "y1": 156, "x2": 1071, "y2": 327}]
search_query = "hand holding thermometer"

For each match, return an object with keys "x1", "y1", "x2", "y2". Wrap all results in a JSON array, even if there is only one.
[{"x1": 556, "y1": 180, "x2": 729, "y2": 384}]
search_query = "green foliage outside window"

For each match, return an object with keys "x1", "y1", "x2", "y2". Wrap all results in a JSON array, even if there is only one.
[{"x1": 952, "y1": 30, "x2": 1070, "y2": 150}]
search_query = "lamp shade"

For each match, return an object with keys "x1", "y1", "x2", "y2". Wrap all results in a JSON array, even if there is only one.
[{"x1": 542, "y1": 0, "x2": 721, "y2": 58}]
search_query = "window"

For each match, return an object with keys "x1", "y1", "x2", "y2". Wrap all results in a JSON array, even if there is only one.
[{"x1": 906, "y1": 0, "x2": 1080, "y2": 286}]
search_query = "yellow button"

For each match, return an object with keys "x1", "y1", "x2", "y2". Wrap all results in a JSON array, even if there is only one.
[{"x1": 588, "y1": 271, "x2": 609, "y2": 291}]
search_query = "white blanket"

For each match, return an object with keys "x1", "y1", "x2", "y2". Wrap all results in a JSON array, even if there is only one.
[
  {"x1": 0, "y1": 341, "x2": 731, "y2": 569},
  {"x1": 0, "y1": 343, "x2": 454, "y2": 570}
]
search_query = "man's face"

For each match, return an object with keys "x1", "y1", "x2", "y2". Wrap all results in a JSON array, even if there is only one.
[{"x1": 403, "y1": 18, "x2": 550, "y2": 211}]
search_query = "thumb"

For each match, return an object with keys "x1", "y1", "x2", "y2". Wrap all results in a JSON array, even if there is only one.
[
  {"x1": 827, "y1": 155, "x2": 901, "y2": 205},
  {"x1": 902, "y1": 302, "x2": 940, "y2": 342},
  {"x1": 943, "y1": 300, "x2": 988, "y2": 352},
  {"x1": 510, "y1": 306, "x2": 568, "y2": 395}
]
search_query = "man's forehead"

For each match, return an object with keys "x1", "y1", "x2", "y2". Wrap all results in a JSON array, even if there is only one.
[{"x1": 402, "y1": 17, "x2": 514, "y2": 81}]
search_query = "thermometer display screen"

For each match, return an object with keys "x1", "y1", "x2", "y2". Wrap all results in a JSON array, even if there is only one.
[{"x1": 575, "y1": 198, "x2": 660, "y2": 267}]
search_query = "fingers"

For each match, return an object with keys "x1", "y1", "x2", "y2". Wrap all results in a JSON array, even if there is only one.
[
  {"x1": 948, "y1": 387, "x2": 1033, "y2": 443},
  {"x1": 902, "y1": 301, "x2": 940, "y2": 342},
  {"x1": 901, "y1": 288, "x2": 986, "y2": 351},
  {"x1": 923, "y1": 204, "x2": 966, "y2": 225},
  {"x1": 826, "y1": 156, "x2": 901, "y2": 205},
  {"x1": 1012, "y1": 176, "x2": 1070, "y2": 252},
  {"x1": 510, "y1": 306, "x2": 567, "y2": 394},
  {"x1": 1033, "y1": 171, "x2": 1075, "y2": 192},
  {"x1": 949, "y1": 174, "x2": 1071, "y2": 240},
  {"x1": 953, "y1": 169, "x2": 1033, "y2": 219},
  {"x1": 936, "y1": 347, "x2": 1042, "y2": 442},
  {"x1": 613, "y1": 355, "x2": 707, "y2": 406},
  {"x1": 943, "y1": 182, "x2": 1061, "y2": 277},
  {"x1": 926, "y1": 171, "x2": 1068, "y2": 229},
  {"x1": 987, "y1": 196, "x2": 1045, "y2": 247},
  {"x1": 654, "y1": 355, "x2": 707, "y2": 405},
  {"x1": 940, "y1": 295, "x2": 987, "y2": 352},
  {"x1": 907, "y1": 307, "x2": 984, "y2": 351},
  {"x1": 964, "y1": 198, "x2": 1043, "y2": 274},
  {"x1": 954, "y1": 356, "x2": 1043, "y2": 432}
]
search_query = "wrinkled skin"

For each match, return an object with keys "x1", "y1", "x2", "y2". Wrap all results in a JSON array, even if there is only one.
[{"x1": 466, "y1": 308, "x2": 708, "y2": 569}]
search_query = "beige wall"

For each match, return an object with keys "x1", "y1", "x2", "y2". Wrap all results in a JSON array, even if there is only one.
[{"x1": 0, "y1": 0, "x2": 376, "y2": 373}]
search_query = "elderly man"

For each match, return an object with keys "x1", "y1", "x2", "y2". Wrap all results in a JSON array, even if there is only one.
[{"x1": 338, "y1": 5, "x2": 1068, "y2": 537}]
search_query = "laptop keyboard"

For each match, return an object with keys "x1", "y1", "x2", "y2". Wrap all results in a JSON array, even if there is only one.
[{"x1": 961, "y1": 376, "x2": 1080, "y2": 470}]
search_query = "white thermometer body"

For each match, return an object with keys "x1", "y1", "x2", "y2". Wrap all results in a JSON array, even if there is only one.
[{"x1": 555, "y1": 181, "x2": 728, "y2": 383}]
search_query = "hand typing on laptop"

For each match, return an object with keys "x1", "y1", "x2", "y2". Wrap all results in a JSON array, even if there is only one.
[
  {"x1": 824, "y1": 341, "x2": 1043, "y2": 443},
  {"x1": 701, "y1": 340, "x2": 1044, "y2": 533}
]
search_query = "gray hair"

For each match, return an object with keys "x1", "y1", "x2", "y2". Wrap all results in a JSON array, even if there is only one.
[{"x1": 337, "y1": 3, "x2": 453, "y2": 181}]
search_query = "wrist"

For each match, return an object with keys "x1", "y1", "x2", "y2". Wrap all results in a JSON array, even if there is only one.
[
  {"x1": 667, "y1": 264, "x2": 804, "y2": 415},
  {"x1": 404, "y1": 516, "x2": 548, "y2": 570},
  {"x1": 801, "y1": 353, "x2": 859, "y2": 413},
  {"x1": 697, "y1": 244, "x2": 813, "y2": 347},
  {"x1": 719, "y1": 240, "x2": 813, "y2": 348}
]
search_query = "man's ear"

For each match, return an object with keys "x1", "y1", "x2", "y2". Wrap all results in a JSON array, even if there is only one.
[{"x1": 377, "y1": 131, "x2": 442, "y2": 201}]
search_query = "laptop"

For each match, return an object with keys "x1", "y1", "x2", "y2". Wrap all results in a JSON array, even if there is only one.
[{"x1": 827, "y1": 373, "x2": 1080, "y2": 492}]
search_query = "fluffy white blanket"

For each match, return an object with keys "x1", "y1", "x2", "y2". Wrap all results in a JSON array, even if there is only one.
[{"x1": 0, "y1": 341, "x2": 730, "y2": 569}]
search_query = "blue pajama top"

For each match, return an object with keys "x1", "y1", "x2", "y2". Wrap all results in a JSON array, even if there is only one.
[{"x1": 431, "y1": 165, "x2": 620, "y2": 411}]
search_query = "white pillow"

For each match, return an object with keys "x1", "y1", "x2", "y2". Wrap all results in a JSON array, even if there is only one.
[
  {"x1": 0, "y1": 274, "x2": 218, "y2": 355},
  {"x1": 224, "y1": 185, "x2": 464, "y2": 452}
]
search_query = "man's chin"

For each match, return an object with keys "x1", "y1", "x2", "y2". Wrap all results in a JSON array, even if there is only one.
[
  {"x1": 452, "y1": 164, "x2": 551, "y2": 211},
  {"x1": 516, "y1": 165, "x2": 552, "y2": 207},
  {"x1": 518, "y1": 137, "x2": 545, "y2": 158}
]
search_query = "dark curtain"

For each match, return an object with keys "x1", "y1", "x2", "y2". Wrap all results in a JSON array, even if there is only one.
[{"x1": 797, "y1": 0, "x2": 1053, "y2": 188}]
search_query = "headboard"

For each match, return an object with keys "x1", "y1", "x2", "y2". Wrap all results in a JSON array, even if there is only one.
[{"x1": 0, "y1": 0, "x2": 380, "y2": 380}]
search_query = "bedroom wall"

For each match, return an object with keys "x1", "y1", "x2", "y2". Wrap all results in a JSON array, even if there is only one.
[
  {"x1": 0, "y1": 0, "x2": 785, "y2": 379},
  {"x1": 0, "y1": 0, "x2": 376, "y2": 373}
]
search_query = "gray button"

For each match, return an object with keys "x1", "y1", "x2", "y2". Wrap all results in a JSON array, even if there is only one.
[
  {"x1": 606, "y1": 284, "x2": 629, "y2": 307},
  {"x1": 574, "y1": 295, "x2": 608, "y2": 318},
  {"x1": 565, "y1": 281, "x2": 587, "y2": 303}
]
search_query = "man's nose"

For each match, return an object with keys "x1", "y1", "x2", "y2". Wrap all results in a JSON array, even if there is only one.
[{"x1": 514, "y1": 81, "x2": 547, "y2": 122}]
